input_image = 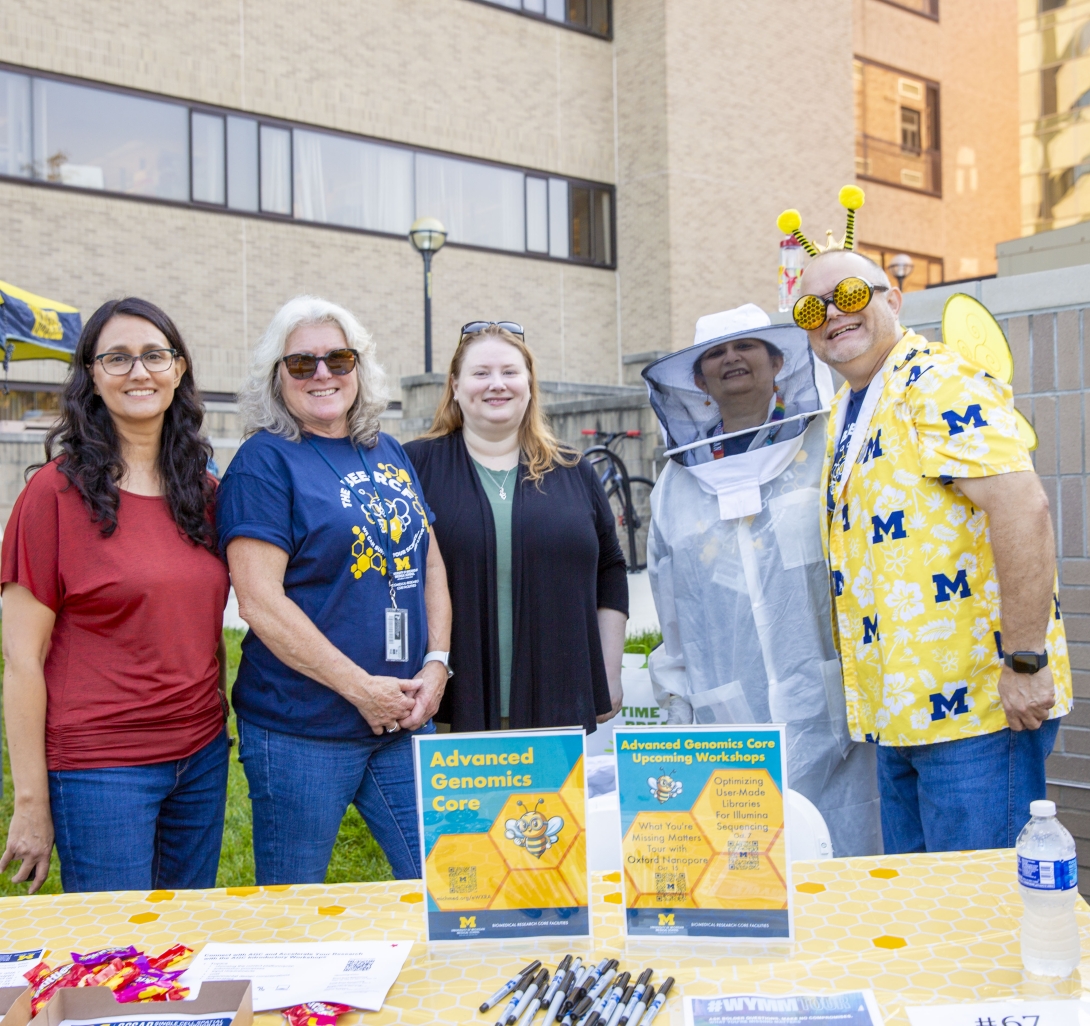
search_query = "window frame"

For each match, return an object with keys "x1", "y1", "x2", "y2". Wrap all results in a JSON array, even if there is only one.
[
  {"x1": 461, "y1": 0, "x2": 612, "y2": 40},
  {"x1": 870, "y1": 0, "x2": 938, "y2": 21},
  {"x1": 0, "y1": 61, "x2": 617, "y2": 270},
  {"x1": 854, "y1": 55, "x2": 943, "y2": 199}
]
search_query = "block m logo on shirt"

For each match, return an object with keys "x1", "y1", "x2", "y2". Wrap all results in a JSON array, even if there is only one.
[
  {"x1": 871, "y1": 510, "x2": 907, "y2": 543},
  {"x1": 933, "y1": 569, "x2": 971, "y2": 603},
  {"x1": 930, "y1": 686, "x2": 969, "y2": 721},
  {"x1": 862, "y1": 615, "x2": 880, "y2": 644},
  {"x1": 860, "y1": 429, "x2": 884, "y2": 464},
  {"x1": 940, "y1": 404, "x2": 988, "y2": 436}
]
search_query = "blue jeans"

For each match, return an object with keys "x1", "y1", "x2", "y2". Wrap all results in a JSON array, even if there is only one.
[
  {"x1": 49, "y1": 730, "x2": 229, "y2": 893},
  {"x1": 877, "y1": 718, "x2": 1061, "y2": 853},
  {"x1": 237, "y1": 718, "x2": 432, "y2": 884}
]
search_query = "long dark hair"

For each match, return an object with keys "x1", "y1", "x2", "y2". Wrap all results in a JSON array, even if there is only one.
[{"x1": 36, "y1": 297, "x2": 216, "y2": 550}]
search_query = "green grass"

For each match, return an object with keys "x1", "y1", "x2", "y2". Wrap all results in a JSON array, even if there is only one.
[
  {"x1": 0, "y1": 626, "x2": 662, "y2": 896},
  {"x1": 0, "y1": 627, "x2": 391, "y2": 897}
]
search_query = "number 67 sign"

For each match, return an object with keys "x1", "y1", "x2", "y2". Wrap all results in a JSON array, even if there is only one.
[{"x1": 906, "y1": 1001, "x2": 1090, "y2": 1026}]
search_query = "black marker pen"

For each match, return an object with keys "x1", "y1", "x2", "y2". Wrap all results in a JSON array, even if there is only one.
[
  {"x1": 638, "y1": 978, "x2": 673, "y2": 1025},
  {"x1": 561, "y1": 995, "x2": 595, "y2": 1026},
  {"x1": 496, "y1": 969, "x2": 538, "y2": 1026},
  {"x1": 481, "y1": 962, "x2": 542, "y2": 1013},
  {"x1": 507, "y1": 968, "x2": 549, "y2": 1026},
  {"x1": 627, "y1": 985, "x2": 655, "y2": 1026},
  {"x1": 616, "y1": 969, "x2": 653, "y2": 1026}
]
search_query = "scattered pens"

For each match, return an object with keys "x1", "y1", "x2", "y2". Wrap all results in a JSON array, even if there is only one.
[
  {"x1": 481, "y1": 961, "x2": 542, "y2": 1013},
  {"x1": 639, "y1": 978, "x2": 673, "y2": 1026}
]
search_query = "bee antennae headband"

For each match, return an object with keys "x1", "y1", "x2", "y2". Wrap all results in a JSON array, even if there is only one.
[{"x1": 777, "y1": 185, "x2": 865, "y2": 254}]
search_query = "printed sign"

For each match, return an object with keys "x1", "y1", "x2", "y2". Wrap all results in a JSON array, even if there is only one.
[
  {"x1": 686, "y1": 992, "x2": 883, "y2": 1026},
  {"x1": 0, "y1": 949, "x2": 43, "y2": 988},
  {"x1": 414, "y1": 728, "x2": 589, "y2": 942},
  {"x1": 906, "y1": 1000, "x2": 1090, "y2": 1026},
  {"x1": 614, "y1": 725, "x2": 791, "y2": 939}
]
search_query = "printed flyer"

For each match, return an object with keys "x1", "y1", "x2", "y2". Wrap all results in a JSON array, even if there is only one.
[
  {"x1": 686, "y1": 992, "x2": 884, "y2": 1026},
  {"x1": 413, "y1": 728, "x2": 588, "y2": 942},
  {"x1": 614, "y1": 725, "x2": 791, "y2": 939}
]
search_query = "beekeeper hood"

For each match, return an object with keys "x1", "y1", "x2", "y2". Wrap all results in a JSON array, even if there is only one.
[
  {"x1": 641, "y1": 304, "x2": 881, "y2": 858},
  {"x1": 642, "y1": 304, "x2": 833, "y2": 519}
]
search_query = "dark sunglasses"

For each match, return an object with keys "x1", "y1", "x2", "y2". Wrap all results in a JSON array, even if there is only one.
[
  {"x1": 460, "y1": 321, "x2": 525, "y2": 339},
  {"x1": 280, "y1": 348, "x2": 359, "y2": 379},
  {"x1": 792, "y1": 277, "x2": 890, "y2": 331}
]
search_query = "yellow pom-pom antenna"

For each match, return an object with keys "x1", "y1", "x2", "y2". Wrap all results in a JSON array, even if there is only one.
[
  {"x1": 776, "y1": 208, "x2": 819, "y2": 257},
  {"x1": 838, "y1": 185, "x2": 865, "y2": 251}
]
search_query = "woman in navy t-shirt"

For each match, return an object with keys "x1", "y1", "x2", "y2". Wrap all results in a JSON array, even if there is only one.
[{"x1": 217, "y1": 296, "x2": 451, "y2": 883}]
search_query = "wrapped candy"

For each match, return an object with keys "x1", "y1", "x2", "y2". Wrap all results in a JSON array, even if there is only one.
[
  {"x1": 29, "y1": 963, "x2": 92, "y2": 1015},
  {"x1": 71, "y1": 947, "x2": 139, "y2": 968},
  {"x1": 282, "y1": 1002, "x2": 353, "y2": 1026},
  {"x1": 146, "y1": 945, "x2": 192, "y2": 971},
  {"x1": 114, "y1": 971, "x2": 188, "y2": 1004}
]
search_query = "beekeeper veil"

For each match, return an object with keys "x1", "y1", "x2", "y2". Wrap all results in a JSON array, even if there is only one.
[{"x1": 640, "y1": 304, "x2": 881, "y2": 858}]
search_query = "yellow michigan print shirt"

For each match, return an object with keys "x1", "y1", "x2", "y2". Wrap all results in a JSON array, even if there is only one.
[{"x1": 819, "y1": 330, "x2": 1072, "y2": 746}]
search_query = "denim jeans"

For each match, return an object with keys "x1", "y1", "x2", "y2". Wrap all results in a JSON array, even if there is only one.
[
  {"x1": 237, "y1": 718, "x2": 432, "y2": 884},
  {"x1": 876, "y1": 718, "x2": 1061, "y2": 853},
  {"x1": 49, "y1": 729, "x2": 229, "y2": 893}
]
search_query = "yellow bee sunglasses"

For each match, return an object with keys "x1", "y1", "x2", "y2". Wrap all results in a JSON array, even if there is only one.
[{"x1": 792, "y1": 276, "x2": 890, "y2": 331}]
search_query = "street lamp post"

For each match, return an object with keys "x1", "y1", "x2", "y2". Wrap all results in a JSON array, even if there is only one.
[
  {"x1": 888, "y1": 253, "x2": 915, "y2": 292},
  {"x1": 408, "y1": 216, "x2": 448, "y2": 373}
]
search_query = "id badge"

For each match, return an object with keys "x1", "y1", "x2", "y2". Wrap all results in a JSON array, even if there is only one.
[{"x1": 385, "y1": 607, "x2": 409, "y2": 663}]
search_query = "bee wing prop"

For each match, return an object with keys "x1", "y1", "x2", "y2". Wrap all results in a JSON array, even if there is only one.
[{"x1": 940, "y1": 293, "x2": 1038, "y2": 451}]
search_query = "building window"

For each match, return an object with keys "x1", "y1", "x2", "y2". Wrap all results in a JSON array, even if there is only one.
[
  {"x1": 854, "y1": 58, "x2": 941, "y2": 196},
  {"x1": 857, "y1": 243, "x2": 944, "y2": 291},
  {"x1": 874, "y1": 0, "x2": 938, "y2": 18},
  {"x1": 0, "y1": 64, "x2": 616, "y2": 268},
  {"x1": 469, "y1": 0, "x2": 610, "y2": 37}
]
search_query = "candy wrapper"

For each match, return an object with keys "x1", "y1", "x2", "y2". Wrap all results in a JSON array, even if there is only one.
[
  {"x1": 24, "y1": 944, "x2": 193, "y2": 1013},
  {"x1": 282, "y1": 1002, "x2": 353, "y2": 1026}
]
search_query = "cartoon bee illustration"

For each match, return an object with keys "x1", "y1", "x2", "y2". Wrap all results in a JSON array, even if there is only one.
[
  {"x1": 648, "y1": 768, "x2": 683, "y2": 804},
  {"x1": 505, "y1": 798, "x2": 564, "y2": 859}
]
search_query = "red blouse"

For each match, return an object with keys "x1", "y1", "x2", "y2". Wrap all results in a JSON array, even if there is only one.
[{"x1": 1, "y1": 462, "x2": 229, "y2": 770}]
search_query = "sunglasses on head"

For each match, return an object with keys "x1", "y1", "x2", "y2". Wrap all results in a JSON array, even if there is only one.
[
  {"x1": 280, "y1": 348, "x2": 359, "y2": 379},
  {"x1": 792, "y1": 277, "x2": 890, "y2": 331},
  {"x1": 460, "y1": 321, "x2": 525, "y2": 339}
]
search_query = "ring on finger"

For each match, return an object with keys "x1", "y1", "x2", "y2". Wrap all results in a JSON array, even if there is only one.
[{"x1": 386, "y1": 723, "x2": 400, "y2": 733}]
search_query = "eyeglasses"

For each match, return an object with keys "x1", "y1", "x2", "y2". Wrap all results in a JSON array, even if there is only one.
[
  {"x1": 792, "y1": 277, "x2": 890, "y2": 331},
  {"x1": 92, "y1": 349, "x2": 177, "y2": 376},
  {"x1": 460, "y1": 321, "x2": 525, "y2": 339},
  {"x1": 280, "y1": 348, "x2": 359, "y2": 379}
]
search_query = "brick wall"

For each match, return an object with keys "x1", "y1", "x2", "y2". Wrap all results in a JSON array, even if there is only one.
[{"x1": 1002, "y1": 307, "x2": 1090, "y2": 889}]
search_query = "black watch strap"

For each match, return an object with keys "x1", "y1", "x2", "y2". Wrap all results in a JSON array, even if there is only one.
[{"x1": 1003, "y1": 650, "x2": 1049, "y2": 674}]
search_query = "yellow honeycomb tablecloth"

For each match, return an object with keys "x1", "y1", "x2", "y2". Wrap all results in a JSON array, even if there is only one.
[{"x1": 1, "y1": 851, "x2": 1088, "y2": 1025}]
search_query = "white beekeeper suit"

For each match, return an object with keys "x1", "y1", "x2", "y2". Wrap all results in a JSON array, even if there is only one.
[{"x1": 642, "y1": 304, "x2": 881, "y2": 858}]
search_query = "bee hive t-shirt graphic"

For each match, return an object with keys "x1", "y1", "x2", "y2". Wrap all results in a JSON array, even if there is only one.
[
  {"x1": 413, "y1": 728, "x2": 589, "y2": 942},
  {"x1": 615, "y1": 725, "x2": 792, "y2": 940}
]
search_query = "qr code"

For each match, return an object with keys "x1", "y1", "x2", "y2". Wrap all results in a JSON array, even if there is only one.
[
  {"x1": 344, "y1": 959, "x2": 375, "y2": 972},
  {"x1": 728, "y1": 840, "x2": 759, "y2": 870},
  {"x1": 448, "y1": 866, "x2": 477, "y2": 894},
  {"x1": 654, "y1": 871, "x2": 687, "y2": 896}
]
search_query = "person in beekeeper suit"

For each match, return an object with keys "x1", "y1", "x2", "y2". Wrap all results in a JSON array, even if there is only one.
[{"x1": 641, "y1": 303, "x2": 882, "y2": 857}]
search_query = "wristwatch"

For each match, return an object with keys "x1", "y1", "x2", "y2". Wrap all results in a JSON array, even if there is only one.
[
  {"x1": 1004, "y1": 650, "x2": 1049, "y2": 674},
  {"x1": 423, "y1": 650, "x2": 454, "y2": 679}
]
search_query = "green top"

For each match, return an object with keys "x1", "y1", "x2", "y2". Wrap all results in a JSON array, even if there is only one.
[{"x1": 472, "y1": 459, "x2": 515, "y2": 717}]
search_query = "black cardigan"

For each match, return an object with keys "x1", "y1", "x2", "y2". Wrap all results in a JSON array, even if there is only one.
[{"x1": 403, "y1": 431, "x2": 629, "y2": 734}]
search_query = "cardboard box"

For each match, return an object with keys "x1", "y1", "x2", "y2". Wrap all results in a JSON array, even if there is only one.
[
  {"x1": 0, "y1": 981, "x2": 252, "y2": 1026},
  {"x1": 0, "y1": 990, "x2": 25, "y2": 1017}
]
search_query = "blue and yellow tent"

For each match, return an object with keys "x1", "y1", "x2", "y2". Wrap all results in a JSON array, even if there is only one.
[{"x1": 0, "y1": 280, "x2": 82, "y2": 365}]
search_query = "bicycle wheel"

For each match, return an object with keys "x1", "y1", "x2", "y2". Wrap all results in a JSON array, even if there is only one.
[
  {"x1": 584, "y1": 446, "x2": 638, "y2": 569},
  {"x1": 627, "y1": 476, "x2": 655, "y2": 571}
]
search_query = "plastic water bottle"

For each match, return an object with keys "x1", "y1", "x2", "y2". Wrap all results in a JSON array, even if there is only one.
[
  {"x1": 1017, "y1": 799, "x2": 1081, "y2": 976},
  {"x1": 778, "y1": 237, "x2": 804, "y2": 312}
]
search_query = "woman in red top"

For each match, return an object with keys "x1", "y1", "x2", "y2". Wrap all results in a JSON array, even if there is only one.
[{"x1": 0, "y1": 298, "x2": 230, "y2": 893}]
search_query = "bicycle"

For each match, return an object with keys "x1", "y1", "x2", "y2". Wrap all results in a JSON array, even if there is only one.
[{"x1": 580, "y1": 428, "x2": 655, "y2": 572}]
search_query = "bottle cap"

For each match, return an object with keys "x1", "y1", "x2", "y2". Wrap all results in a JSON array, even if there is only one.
[{"x1": 1030, "y1": 799, "x2": 1056, "y2": 817}]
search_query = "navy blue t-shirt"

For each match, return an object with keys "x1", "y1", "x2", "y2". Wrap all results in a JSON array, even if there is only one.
[
  {"x1": 216, "y1": 430, "x2": 434, "y2": 739},
  {"x1": 826, "y1": 387, "x2": 866, "y2": 514}
]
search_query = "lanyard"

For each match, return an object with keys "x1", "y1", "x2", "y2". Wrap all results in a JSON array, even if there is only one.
[{"x1": 306, "y1": 437, "x2": 399, "y2": 607}]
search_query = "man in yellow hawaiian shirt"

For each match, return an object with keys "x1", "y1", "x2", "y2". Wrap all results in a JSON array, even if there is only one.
[{"x1": 800, "y1": 249, "x2": 1071, "y2": 853}]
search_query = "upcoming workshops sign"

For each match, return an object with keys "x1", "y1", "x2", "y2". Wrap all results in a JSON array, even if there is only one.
[
  {"x1": 614, "y1": 725, "x2": 792, "y2": 940},
  {"x1": 413, "y1": 728, "x2": 589, "y2": 943}
]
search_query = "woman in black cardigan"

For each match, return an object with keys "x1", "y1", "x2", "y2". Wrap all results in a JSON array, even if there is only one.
[{"x1": 403, "y1": 322, "x2": 628, "y2": 734}]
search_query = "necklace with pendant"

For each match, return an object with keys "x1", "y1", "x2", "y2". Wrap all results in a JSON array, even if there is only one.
[{"x1": 485, "y1": 465, "x2": 516, "y2": 501}]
